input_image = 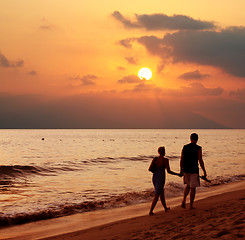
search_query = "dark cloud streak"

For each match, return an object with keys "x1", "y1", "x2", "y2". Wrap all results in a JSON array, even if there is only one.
[
  {"x1": 118, "y1": 75, "x2": 140, "y2": 84},
  {"x1": 136, "y1": 13, "x2": 216, "y2": 30},
  {"x1": 112, "y1": 11, "x2": 216, "y2": 30},
  {"x1": 112, "y1": 11, "x2": 139, "y2": 28},
  {"x1": 0, "y1": 53, "x2": 24, "y2": 68},
  {"x1": 179, "y1": 70, "x2": 210, "y2": 80},
  {"x1": 179, "y1": 82, "x2": 223, "y2": 96},
  {"x1": 70, "y1": 74, "x2": 98, "y2": 86},
  {"x1": 132, "y1": 27, "x2": 245, "y2": 78},
  {"x1": 230, "y1": 88, "x2": 245, "y2": 100},
  {"x1": 27, "y1": 71, "x2": 37, "y2": 75},
  {"x1": 163, "y1": 27, "x2": 245, "y2": 77},
  {"x1": 118, "y1": 39, "x2": 133, "y2": 49},
  {"x1": 125, "y1": 57, "x2": 137, "y2": 65},
  {"x1": 130, "y1": 82, "x2": 223, "y2": 97}
]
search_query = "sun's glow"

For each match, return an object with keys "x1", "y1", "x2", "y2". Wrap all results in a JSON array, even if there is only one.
[{"x1": 138, "y1": 68, "x2": 152, "y2": 80}]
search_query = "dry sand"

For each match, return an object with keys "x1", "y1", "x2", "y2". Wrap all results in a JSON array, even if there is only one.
[{"x1": 1, "y1": 181, "x2": 244, "y2": 240}]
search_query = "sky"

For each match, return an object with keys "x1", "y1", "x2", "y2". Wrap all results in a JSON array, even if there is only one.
[{"x1": 0, "y1": 0, "x2": 245, "y2": 128}]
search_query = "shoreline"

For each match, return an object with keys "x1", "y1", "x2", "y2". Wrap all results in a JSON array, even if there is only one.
[
  {"x1": 44, "y1": 189, "x2": 245, "y2": 240},
  {"x1": 0, "y1": 180, "x2": 244, "y2": 240}
]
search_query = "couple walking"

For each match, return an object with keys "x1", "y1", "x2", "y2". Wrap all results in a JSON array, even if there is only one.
[{"x1": 149, "y1": 133, "x2": 207, "y2": 215}]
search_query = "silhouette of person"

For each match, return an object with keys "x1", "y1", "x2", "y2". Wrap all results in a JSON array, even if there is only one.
[
  {"x1": 149, "y1": 146, "x2": 180, "y2": 215},
  {"x1": 180, "y1": 133, "x2": 207, "y2": 209}
]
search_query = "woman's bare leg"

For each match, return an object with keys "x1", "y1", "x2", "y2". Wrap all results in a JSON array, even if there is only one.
[
  {"x1": 160, "y1": 191, "x2": 170, "y2": 212},
  {"x1": 149, "y1": 195, "x2": 159, "y2": 215}
]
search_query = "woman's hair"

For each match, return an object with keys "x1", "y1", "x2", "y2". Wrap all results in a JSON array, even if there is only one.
[{"x1": 158, "y1": 146, "x2": 165, "y2": 156}]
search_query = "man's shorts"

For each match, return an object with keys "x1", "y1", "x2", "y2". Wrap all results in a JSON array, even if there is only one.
[{"x1": 183, "y1": 173, "x2": 200, "y2": 188}]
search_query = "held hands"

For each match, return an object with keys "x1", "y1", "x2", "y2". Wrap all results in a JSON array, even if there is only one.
[
  {"x1": 178, "y1": 172, "x2": 184, "y2": 177},
  {"x1": 178, "y1": 171, "x2": 184, "y2": 177}
]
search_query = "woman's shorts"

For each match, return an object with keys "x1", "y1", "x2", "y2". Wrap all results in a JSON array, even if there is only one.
[{"x1": 183, "y1": 173, "x2": 200, "y2": 188}]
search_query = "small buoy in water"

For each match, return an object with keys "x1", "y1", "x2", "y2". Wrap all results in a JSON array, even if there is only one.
[{"x1": 42, "y1": 138, "x2": 45, "y2": 140}]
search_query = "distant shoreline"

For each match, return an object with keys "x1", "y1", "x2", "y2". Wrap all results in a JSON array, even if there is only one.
[{"x1": 0, "y1": 128, "x2": 238, "y2": 130}]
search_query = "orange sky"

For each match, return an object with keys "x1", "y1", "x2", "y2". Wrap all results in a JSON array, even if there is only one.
[{"x1": 0, "y1": 0, "x2": 245, "y2": 128}]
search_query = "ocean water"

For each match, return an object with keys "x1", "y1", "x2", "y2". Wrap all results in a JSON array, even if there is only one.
[{"x1": 0, "y1": 129, "x2": 244, "y2": 226}]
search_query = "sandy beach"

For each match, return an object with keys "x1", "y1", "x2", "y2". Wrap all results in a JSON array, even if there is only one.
[{"x1": 0, "y1": 181, "x2": 244, "y2": 240}]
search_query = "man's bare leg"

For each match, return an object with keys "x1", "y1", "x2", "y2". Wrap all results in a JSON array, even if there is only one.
[
  {"x1": 190, "y1": 187, "x2": 196, "y2": 209},
  {"x1": 182, "y1": 185, "x2": 190, "y2": 208}
]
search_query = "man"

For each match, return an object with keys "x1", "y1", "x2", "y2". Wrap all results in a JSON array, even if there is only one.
[{"x1": 180, "y1": 133, "x2": 207, "y2": 209}]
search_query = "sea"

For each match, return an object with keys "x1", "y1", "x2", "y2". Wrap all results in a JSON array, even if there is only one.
[{"x1": 0, "y1": 129, "x2": 244, "y2": 226}]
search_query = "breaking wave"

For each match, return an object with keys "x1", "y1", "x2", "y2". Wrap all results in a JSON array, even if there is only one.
[
  {"x1": 0, "y1": 154, "x2": 180, "y2": 179},
  {"x1": 0, "y1": 165, "x2": 47, "y2": 177},
  {"x1": 0, "y1": 174, "x2": 244, "y2": 226}
]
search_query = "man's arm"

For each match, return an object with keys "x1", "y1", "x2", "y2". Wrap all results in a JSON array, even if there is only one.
[
  {"x1": 180, "y1": 149, "x2": 184, "y2": 176},
  {"x1": 198, "y1": 148, "x2": 207, "y2": 177}
]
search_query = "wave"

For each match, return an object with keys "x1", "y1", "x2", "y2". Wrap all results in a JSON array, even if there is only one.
[
  {"x1": 0, "y1": 182, "x2": 183, "y2": 226},
  {"x1": 1, "y1": 175, "x2": 244, "y2": 226},
  {"x1": 0, "y1": 165, "x2": 47, "y2": 177},
  {"x1": 201, "y1": 174, "x2": 245, "y2": 187},
  {"x1": 0, "y1": 190, "x2": 156, "y2": 226},
  {"x1": 0, "y1": 155, "x2": 152, "y2": 178},
  {"x1": 0, "y1": 153, "x2": 181, "y2": 179},
  {"x1": 0, "y1": 165, "x2": 85, "y2": 180}
]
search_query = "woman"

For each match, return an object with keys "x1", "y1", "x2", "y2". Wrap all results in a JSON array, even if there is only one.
[{"x1": 149, "y1": 146, "x2": 180, "y2": 215}]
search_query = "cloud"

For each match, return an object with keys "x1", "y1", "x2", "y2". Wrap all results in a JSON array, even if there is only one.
[
  {"x1": 80, "y1": 74, "x2": 97, "y2": 85},
  {"x1": 112, "y1": 11, "x2": 216, "y2": 30},
  {"x1": 27, "y1": 71, "x2": 37, "y2": 75},
  {"x1": 118, "y1": 75, "x2": 141, "y2": 84},
  {"x1": 163, "y1": 27, "x2": 245, "y2": 77},
  {"x1": 179, "y1": 70, "x2": 210, "y2": 80},
  {"x1": 130, "y1": 82, "x2": 162, "y2": 93},
  {"x1": 123, "y1": 81, "x2": 223, "y2": 97},
  {"x1": 137, "y1": 36, "x2": 171, "y2": 58},
  {"x1": 112, "y1": 11, "x2": 139, "y2": 28},
  {"x1": 157, "y1": 63, "x2": 165, "y2": 74},
  {"x1": 117, "y1": 66, "x2": 126, "y2": 71},
  {"x1": 230, "y1": 88, "x2": 245, "y2": 101},
  {"x1": 118, "y1": 39, "x2": 133, "y2": 49},
  {"x1": 70, "y1": 74, "x2": 98, "y2": 85},
  {"x1": 0, "y1": 53, "x2": 24, "y2": 68},
  {"x1": 135, "y1": 27, "x2": 245, "y2": 78},
  {"x1": 40, "y1": 25, "x2": 52, "y2": 30},
  {"x1": 39, "y1": 18, "x2": 54, "y2": 30},
  {"x1": 179, "y1": 82, "x2": 224, "y2": 96},
  {"x1": 125, "y1": 57, "x2": 137, "y2": 65}
]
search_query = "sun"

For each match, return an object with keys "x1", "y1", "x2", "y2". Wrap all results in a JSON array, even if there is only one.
[{"x1": 138, "y1": 67, "x2": 152, "y2": 80}]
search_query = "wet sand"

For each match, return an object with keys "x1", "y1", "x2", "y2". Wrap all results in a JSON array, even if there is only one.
[{"x1": 0, "y1": 181, "x2": 244, "y2": 240}]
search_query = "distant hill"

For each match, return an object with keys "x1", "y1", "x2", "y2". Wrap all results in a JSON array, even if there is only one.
[{"x1": 0, "y1": 94, "x2": 230, "y2": 129}]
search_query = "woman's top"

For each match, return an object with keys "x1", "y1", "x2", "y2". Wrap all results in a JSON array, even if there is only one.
[{"x1": 152, "y1": 156, "x2": 167, "y2": 194}]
